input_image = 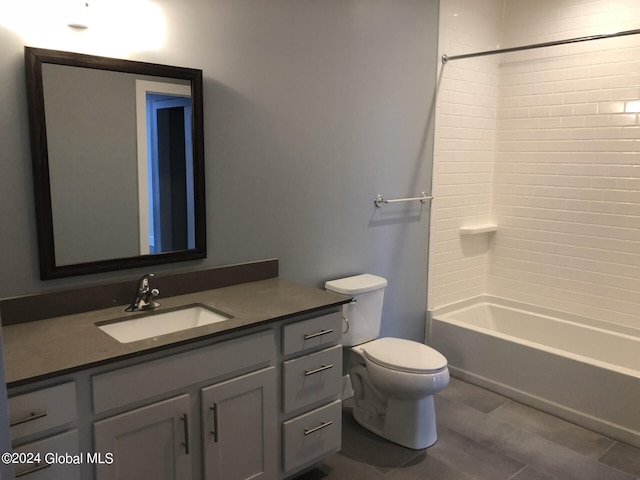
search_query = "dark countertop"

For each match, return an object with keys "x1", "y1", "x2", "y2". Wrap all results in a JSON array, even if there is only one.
[{"x1": 3, "y1": 278, "x2": 350, "y2": 387}]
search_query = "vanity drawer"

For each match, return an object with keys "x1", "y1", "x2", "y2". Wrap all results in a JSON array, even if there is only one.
[
  {"x1": 282, "y1": 345, "x2": 342, "y2": 414},
  {"x1": 93, "y1": 329, "x2": 275, "y2": 413},
  {"x1": 13, "y1": 429, "x2": 80, "y2": 479},
  {"x1": 282, "y1": 311, "x2": 342, "y2": 355},
  {"x1": 282, "y1": 399, "x2": 341, "y2": 473},
  {"x1": 9, "y1": 382, "x2": 77, "y2": 443}
]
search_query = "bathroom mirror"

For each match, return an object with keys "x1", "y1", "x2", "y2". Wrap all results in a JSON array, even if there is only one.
[{"x1": 25, "y1": 47, "x2": 206, "y2": 279}]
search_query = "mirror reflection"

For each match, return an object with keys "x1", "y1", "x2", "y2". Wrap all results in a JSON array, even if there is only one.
[{"x1": 25, "y1": 47, "x2": 206, "y2": 279}]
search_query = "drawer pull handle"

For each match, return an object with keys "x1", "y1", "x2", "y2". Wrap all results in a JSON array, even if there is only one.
[
  {"x1": 304, "y1": 329, "x2": 334, "y2": 340},
  {"x1": 10, "y1": 411, "x2": 48, "y2": 427},
  {"x1": 181, "y1": 413, "x2": 190, "y2": 455},
  {"x1": 304, "y1": 364, "x2": 334, "y2": 376},
  {"x1": 16, "y1": 462, "x2": 51, "y2": 478},
  {"x1": 209, "y1": 404, "x2": 219, "y2": 443},
  {"x1": 304, "y1": 421, "x2": 333, "y2": 436}
]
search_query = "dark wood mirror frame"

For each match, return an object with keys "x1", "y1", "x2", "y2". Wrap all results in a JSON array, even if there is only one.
[{"x1": 25, "y1": 47, "x2": 206, "y2": 279}]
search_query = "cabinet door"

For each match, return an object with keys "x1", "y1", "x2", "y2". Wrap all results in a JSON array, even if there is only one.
[
  {"x1": 201, "y1": 367, "x2": 276, "y2": 480},
  {"x1": 94, "y1": 394, "x2": 192, "y2": 480}
]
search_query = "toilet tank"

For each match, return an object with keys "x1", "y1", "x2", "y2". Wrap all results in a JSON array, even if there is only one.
[{"x1": 324, "y1": 274, "x2": 387, "y2": 346}]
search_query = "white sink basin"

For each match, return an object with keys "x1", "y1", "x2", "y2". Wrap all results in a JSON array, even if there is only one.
[{"x1": 98, "y1": 306, "x2": 232, "y2": 343}]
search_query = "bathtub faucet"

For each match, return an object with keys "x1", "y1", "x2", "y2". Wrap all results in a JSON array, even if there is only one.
[{"x1": 126, "y1": 273, "x2": 160, "y2": 312}]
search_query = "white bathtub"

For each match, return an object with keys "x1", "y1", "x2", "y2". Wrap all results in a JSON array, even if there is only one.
[{"x1": 428, "y1": 296, "x2": 640, "y2": 448}]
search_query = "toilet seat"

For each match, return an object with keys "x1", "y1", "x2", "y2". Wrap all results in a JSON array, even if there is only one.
[{"x1": 362, "y1": 337, "x2": 447, "y2": 374}]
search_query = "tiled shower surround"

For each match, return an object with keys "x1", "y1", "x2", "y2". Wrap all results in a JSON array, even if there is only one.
[{"x1": 429, "y1": 0, "x2": 640, "y2": 330}]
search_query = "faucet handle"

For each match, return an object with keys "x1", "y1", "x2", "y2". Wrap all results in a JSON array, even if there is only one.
[
  {"x1": 148, "y1": 288, "x2": 160, "y2": 309},
  {"x1": 137, "y1": 288, "x2": 160, "y2": 310}
]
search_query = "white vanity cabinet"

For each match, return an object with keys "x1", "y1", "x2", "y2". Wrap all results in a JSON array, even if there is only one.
[
  {"x1": 6, "y1": 305, "x2": 345, "y2": 480},
  {"x1": 91, "y1": 329, "x2": 276, "y2": 480},
  {"x1": 93, "y1": 366, "x2": 279, "y2": 480}
]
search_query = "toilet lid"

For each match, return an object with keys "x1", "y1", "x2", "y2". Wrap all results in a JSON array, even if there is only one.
[{"x1": 362, "y1": 337, "x2": 447, "y2": 374}]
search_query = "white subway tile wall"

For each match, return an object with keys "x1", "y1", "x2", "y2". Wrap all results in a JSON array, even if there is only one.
[
  {"x1": 430, "y1": 0, "x2": 640, "y2": 330},
  {"x1": 429, "y1": 0, "x2": 503, "y2": 308}
]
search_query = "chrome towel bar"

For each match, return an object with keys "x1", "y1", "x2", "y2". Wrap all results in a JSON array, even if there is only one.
[{"x1": 374, "y1": 192, "x2": 432, "y2": 208}]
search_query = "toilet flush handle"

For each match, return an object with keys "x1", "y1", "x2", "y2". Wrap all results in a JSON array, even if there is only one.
[{"x1": 343, "y1": 298, "x2": 357, "y2": 334}]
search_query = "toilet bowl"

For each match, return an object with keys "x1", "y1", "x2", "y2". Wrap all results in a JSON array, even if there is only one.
[
  {"x1": 350, "y1": 338, "x2": 449, "y2": 449},
  {"x1": 325, "y1": 274, "x2": 450, "y2": 450}
]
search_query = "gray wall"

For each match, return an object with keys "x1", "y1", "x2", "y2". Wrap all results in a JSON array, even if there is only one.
[{"x1": 0, "y1": 0, "x2": 439, "y2": 341}]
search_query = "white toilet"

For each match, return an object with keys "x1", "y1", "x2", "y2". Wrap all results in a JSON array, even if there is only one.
[{"x1": 325, "y1": 274, "x2": 449, "y2": 450}]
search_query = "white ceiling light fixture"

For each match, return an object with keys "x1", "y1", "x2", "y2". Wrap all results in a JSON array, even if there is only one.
[{"x1": 68, "y1": 1, "x2": 90, "y2": 29}]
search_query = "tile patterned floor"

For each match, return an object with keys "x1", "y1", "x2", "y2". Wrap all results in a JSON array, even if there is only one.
[{"x1": 294, "y1": 377, "x2": 640, "y2": 480}]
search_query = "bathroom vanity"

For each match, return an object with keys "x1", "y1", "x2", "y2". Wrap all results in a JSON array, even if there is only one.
[{"x1": 2, "y1": 264, "x2": 349, "y2": 479}]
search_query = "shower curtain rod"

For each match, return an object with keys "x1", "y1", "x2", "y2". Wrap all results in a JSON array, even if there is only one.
[{"x1": 441, "y1": 27, "x2": 640, "y2": 64}]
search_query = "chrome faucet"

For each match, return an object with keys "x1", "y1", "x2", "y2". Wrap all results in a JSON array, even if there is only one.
[{"x1": 126, "y1": 273, "x2": 160, "y2": 312}]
